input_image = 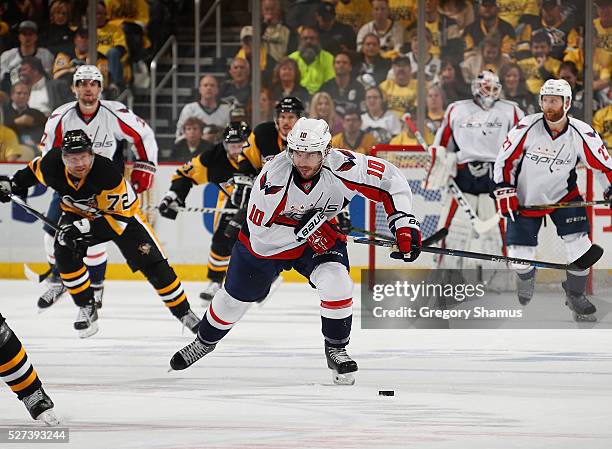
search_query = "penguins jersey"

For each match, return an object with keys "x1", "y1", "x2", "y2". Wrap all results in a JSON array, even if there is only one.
[
  {"x1": 434, "y1": 99, "x2": 524, "y2": 164},
  {"x1": 238, "y1": 121, "x2": 285, "y2": 173},
  {"x1": 240, "y1": 149, "x2": 413, "y2": 259},
  {"x1": 11, "y1": 148, "x2": 142, "y2": 236},
  {"x1": 493, "y1": 113, "x2": 612, "y2": 212},
  {"x1": 39, "y1": 100, "x2": 158, "y2": 164}
]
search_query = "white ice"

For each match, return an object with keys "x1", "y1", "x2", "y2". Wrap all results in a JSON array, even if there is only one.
[{"x1": 1, "y1": 280, "x2": 612, "y2": 449}]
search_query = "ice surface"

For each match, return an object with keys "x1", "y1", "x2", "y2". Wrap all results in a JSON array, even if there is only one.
[{"x1": 1, "y1": 280, "x2": 611, "y2": 449}]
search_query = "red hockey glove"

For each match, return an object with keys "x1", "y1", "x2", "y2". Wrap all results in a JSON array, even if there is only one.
[
  {"x1": 130, "y1": 161, "x2": 156, "y2": 193},
  {"x1": 494, "y1": 186, "x2": 519, "y2": 220},
  {"x1": 295, "y1": 210, "x2": 339, "y2": 254},
  {"x1": 390, "y1": 215, "x2": 421, "y2": 262}
]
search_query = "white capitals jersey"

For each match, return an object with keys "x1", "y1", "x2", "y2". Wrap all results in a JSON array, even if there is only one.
[
  {"x1": 493, "y1": 113, "x2": 612, "y2": 209},
  {"x1": 240, "y1": 149, "x2": 414, "y2": 258},
  {"x1": 40, "y1": 100, "x2": 158, "y2": 164},
  {"x1": 434, "y1": 99, "x2": 524, "y2": 164}
]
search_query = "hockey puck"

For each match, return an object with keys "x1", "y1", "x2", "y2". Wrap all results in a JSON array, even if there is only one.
[{"x1": 378, "y1": 390, "x2": 395, "y2": 396}]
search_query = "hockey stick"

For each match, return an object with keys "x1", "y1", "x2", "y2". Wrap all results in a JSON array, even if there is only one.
[
  {"x1": 23, "y1": 264, "x2": 53, "y2": 283},
  {"x1": 351, "y1": 226, "x2": 449, "y2": 247},
  {"x1": 520, "y1": 199, "x2": 610, "y2": 211},
  {"x1": 9, "y1": 194, "x2": 60, "y2": 232},
  {"x1": 143, "y1": 205, "x2": 232, "y2": 214},
  {"x1": 402, "y1": 114, "x2": 501, "y2": 235},
  {"x1": 349, "y1": 236, "x2": 604, "y2": 271}
]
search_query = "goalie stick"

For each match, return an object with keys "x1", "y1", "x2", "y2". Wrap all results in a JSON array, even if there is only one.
[{"x1": 402, "y1": 113, "x2": 501, "y2": 235}]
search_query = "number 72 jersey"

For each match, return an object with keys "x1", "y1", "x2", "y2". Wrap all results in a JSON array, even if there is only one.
[{"x1": 240, "y1": 148, "x2": 415, "y2": 258}]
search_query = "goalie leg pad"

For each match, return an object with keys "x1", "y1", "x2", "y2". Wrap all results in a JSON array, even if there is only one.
[{"x1": 199, "y1": 288, "x2": 252, "y2": 344}]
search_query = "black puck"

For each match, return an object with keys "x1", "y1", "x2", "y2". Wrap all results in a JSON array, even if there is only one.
[{"x1": 378, "y1": 390, "x2": 395, "y2": 396}]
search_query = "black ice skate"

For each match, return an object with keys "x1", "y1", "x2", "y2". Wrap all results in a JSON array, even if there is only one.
[
  {"x1": 37, "y1": 274, "x2": 66, "y2": 309},
  {"x1": 199, "y1": 281, "x2": 221, "y2": 305},
  {"x1": 92, "y1": 284, "x2": 104, "y2": 309},
  {"x1": 170, "y1": 337, "x2": 216, "y2": 370},
  {"x1": 562, "y1": 281, "x2": 596, "y2": 322},
  {"x1": 22, "y1": 387, "x2": 60, "y2": 426},
  {"x1": 178, "y1": 309, "x2": 200, "y2": 334},
  {"x1": 325, "y1": 343, "x2": 358, "y2": 385},
  {"x1": 74, "y1": 301, "x2": 99, "y2": 338}
]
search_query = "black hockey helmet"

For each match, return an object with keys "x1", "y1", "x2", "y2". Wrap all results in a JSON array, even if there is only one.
[
  {"x1": 61, "y1": 129, "x2": 93, "y2": 154},
  {"x1": 274, "y1": 96, "x2": 304, "y2": 118},
  {"x1": 223, "y1": 121, "x2": 251, "y2": 143}
]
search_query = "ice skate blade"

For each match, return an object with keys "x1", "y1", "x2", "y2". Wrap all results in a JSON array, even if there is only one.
[
  {"x1": 77, "y1": 322, "x2": 99, "y2": 338},
  {"x1": 36, "y1": 409, "x2": 60, "y2": 426},
  {"x1": 572, "y1": 312, "x2": 597, "y2": 323},
  {"x1": 331, "y1": 370, "x2": 355, "y2": 385}
]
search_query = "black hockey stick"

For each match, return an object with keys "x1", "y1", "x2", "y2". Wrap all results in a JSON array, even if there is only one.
[
  {"x1": 520, "y1": 199, "x2": 611, "y2": 211},
  {"x1": 9, "y1": 194, "x2": 60, "y2": 232},
  {"x1": 23, "y1": 264, "x2": 53, "y2": 284},
  {"x1": 351, "y1": 226, "x2": 449, "y2": 247},
  {"x1": 349, "y1": 236, "x2": 604, "y2": 271}
]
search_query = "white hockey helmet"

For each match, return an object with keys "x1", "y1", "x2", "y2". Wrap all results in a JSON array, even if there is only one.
[
  {"x1": 539, "y1": 78, "x2": 572, "y2": 116},
  {"x1": 286, "y1": 117, "x2": 332, "y2": 167},
  {"x1": 73, "y1": 64, "x2": 104, "y2": 88},
  {"x1": 471, "y1": 70, "x2": 501, "y2": 110}
]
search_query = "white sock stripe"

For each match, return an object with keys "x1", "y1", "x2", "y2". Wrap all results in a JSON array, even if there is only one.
[
  {"x1": 62, "y1": 272, "x2": 90, "y2": 288},
  {"x1": 320, "y1": 308, "x2": 353, "y2": 320},
  {"x1": 160, "y1": 287, "x2": 184, "y2": 301},
  {"x1": 208, "y1": 258, "x2": 230, "y2": 267},
  {"x1": 0, "y1": 359, "x2": 32, "y2": 383}
]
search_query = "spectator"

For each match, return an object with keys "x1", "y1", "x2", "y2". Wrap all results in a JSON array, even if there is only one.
[
  {"x1": 319, "y1": 51, "x2": 365, "y2": 114},
  {"x1": 354, "y1": 33, "x2": 392, "y2": 86},
  {"x1": 361, "y1": 85, "x2": 401, "y2": 143},
  {"x1": 270, "y1": 57, "x2": 310, "y2": 105},
  {"x1": 388, "y1": 0, "x2": 417, "y2": 28},
  {"x1": 170, "y1": 117, "x2": 214, "y2": 162},
  {"x1": 288, "y1": 26, "x2": 335, "y2": 95},
  {"x1": 356, "y1": 0, "x2": 404, "y2": 55},
  {"x1": 379, "y1": 55, "x2": 417, "y2": 118},
  {"x1": 495, "y1": 0, "x2": 539, "y2": 29},
  {"x1": 2, "y1": 80, "x2": 46, "y2": 145},
  {"x1": 315, "y1": 2, "x2": 356, "y2": 55},
  {"x1": 202, "y1": 124, "x2": 222, "y2": 145},
  {"x1": 499, "y1": 62, "x2": 537, "y2": 115},
  {"x1": 236, "y1": 25, "x2": 275, "y2": 81},
  {"x1": 44, "y1": 0, "x2": 74, "y2": 55},
  {"x1": 416, "y1": 0, "x2": 464, "y2": 63},
  {"x1": 261, "y1": 0, "x2": 295, "y2": 62},
  {"x1": 331, "y1": 104, "x2": 377, "y2": 154},
  {"x1": 220, "y1": 57, "x2": 251, "y2": 109},
  {"x1": 438, "y1": 58, "x2": 470, "y2": 103},
  {"x1": 425, "y1": 84, "x2": 446, "y2": 142},
  {"x1": 95, "y1": 0, "x2": 129, "y2": 90},
  {"x1": 439, "y1": 0, "x2": 475, "y2": 33},
  {"x1": 333, "y1": 0, "x2": 372, "y2": 32},
  {"x1": 593, "y1": 79, "x2": 612, "y2": 148},
  {"x1": 559, "y1": 61, "x2": 587, "y2": 120},
  {"x1": 0, "y1": 21, "x2": 54, "y2": 90},
  {"x1": 388, "y1": 122, "x2": 418, "y2": 145},
  {"x1": 18, "y1": 56, "x2": 71, "y2": 116},
  {"x1": 309, "y1": 92, "x2": 343, "y2": 135},
  {"x1": 247, "y1": 87, "x2": 275, "y2": 123},
  {"x1": 0, "y1": 124, "x2": 21, "y2": 161},
  {"x1": 461, "y1": 35, "x2": 511, "y2": 83},
  {"x1": 402, "y1": 27, "x2": 441, "y2": 84},
  {"x1": 175, "y1": 75, "x2": 231, "y2": 140},
  {"x1": 517, "y1": 29, "x2": 561, "y2": 95},
  {"x1": 463, "y1": 0, "x2": 515, "y2": 58},
  {"x1": 104, "y1": 0, "x2": 151, "y2": 66}
]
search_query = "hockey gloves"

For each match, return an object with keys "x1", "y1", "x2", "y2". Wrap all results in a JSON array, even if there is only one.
[
  {"x1": 0, "y1": 176, "x2": 27, "y2": 203},
  {"x1": 605, "y1": 184, "x2": 612, "y2": 209},
  {"x1": 158, "y1": 191, "x2": 184, "y2": 220},
  {"x1": 336, "y1": 208, "x2": 352, "y2": 234},
  {"x1": 230, "y1": 175, "x2": 254, "y2": 209},
  {"x1": 130, "y1": 161, "x2": 156, "y2": 193},
  {"x1": 57, "y1": 218, "x2": 92, "y2": 252},
  {"x1": 295, "y1": 209, "x2": 343, "y2": 254},
  {"x1": 424, "y1": 146, "x2": 457, "y2": 190},
  {"x1": 224, "y1": 207, "x2": 247, "y2": 240},
  {"x1": 390, "y1": 214, "x2": 421, "y2": 262},
  {"x1": 494, "y1": 186, "x2": 519, "y2": 220}
]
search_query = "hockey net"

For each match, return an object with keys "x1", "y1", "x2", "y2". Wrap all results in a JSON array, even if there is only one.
[{"x1": 367, "y1": 144, "x2": 595, "y2": 292}]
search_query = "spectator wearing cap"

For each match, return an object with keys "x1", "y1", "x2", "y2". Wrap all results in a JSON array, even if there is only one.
[
  {"x1": 320, "y1": 51, "x2": 365, "y2": 114},
  {"x1": 354, "y1": 33, "x2": 392, "y2": 86},
  {"x1": 361, "y1": 85, "x2": 401, "y2": 143},
  {"x1": 2, "y1": 81, "x2": 46, "y2": 145},
  {"x1": 379, "y1": 55, "x2": 417, "y2": 119},
  {"x1": 517, "y1": 29, "x2": 561, "y2": 95},
  {"x1": 175, "y1": 75, "x2": 231, "y2": 140},
  {"x1": 331, "y1": 104, "x2": 377, "y2": 154},
  {"x1": 460, "y1": 35, "x2": 511, "y2": 83},
  {"x1": 288, "y1": 26, "x2": 335, "y2": 95},
  {"x1": 593, "y1": 79, "x2": 612, "y2": 148},
  {"x1": 43, "y1": 0, "x2": 74, "y2": 55},
  {"x1": 220, "y1": 57, "x2": 252, "y2": 109},
  {"x1": 169, "y1": 117, "x2": 214, "y2": 162},
  {"x1": 0, "y1": 21, "x2": 54, "y2": 91},
  {"x1": 463, "y1": 0, "x2": 515, "y2": 59},
  {"x1": 515, "y1": 0, "x2": 579, "y2": 61},
  {"x1": 261, "y1": 0, "x2": 297, "y2": 62},
  {"x1": 17, "y1": 56, "x2": 71, "y2": 115},
  {"x1": 356, "y1": 0, "x2": 404, "y2": 56},
  {"x1": 315, "y1": 2, "x2": 356, "y2": 55},
  {"x1": 270, "y1": 57, "x2": 310, "y2": 105},
  {"x1": 236, "y1": 25, "x2": 276, "y2": 80}
]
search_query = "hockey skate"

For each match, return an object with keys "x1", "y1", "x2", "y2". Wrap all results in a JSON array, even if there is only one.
[
  {"x1": 562, "y1": 282, "x2": 597, "y2": 322},
  {"x1": 92, "y1": 284, "x2": 104, "y2": 309},
  {"x1": 74, "y1": 302, "x2": 99, "y2": 338},
  {"x1": 199, "y1": 281, "x2": 221, "y2": 305},
  {"x1": 22, "y1": 388, "x2": 60, "y2": 426},
  {"x1": 325, "y1": 343, "x2": 358, "y2": 385},
  {"x1": 178, "y1": 309, "x2": 201, "y2": 334},
  {"x1": 37, "y1": 274, "x2": 66, "y2": 310},
  {"x1": 170, "y1": 337, "x2": 216, "y2": 370},
  {"x1": 516, "y1": 271, "x2": 536, "y2": 306}
]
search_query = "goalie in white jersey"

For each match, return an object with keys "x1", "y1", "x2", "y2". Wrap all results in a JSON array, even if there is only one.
[
  {"x1": 169, "y1": 118, "x2": 422, "y2": 385},
  {"x1": 37, "y1": 65, "x2": 158, "y2": 310},
  {"x1": 493, "y1": 79, "x2": 612, "y2": 320}
]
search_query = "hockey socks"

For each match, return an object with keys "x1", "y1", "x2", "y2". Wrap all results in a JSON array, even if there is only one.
[{"x1": 0, "y1": 320, "x2": 42, "y2": 400}]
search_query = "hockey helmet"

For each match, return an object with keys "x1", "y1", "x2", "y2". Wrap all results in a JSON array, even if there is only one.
[
  {"x1": 539, "y1": 78, "x2": 572, "y2": 116},
  {"x1": 286, "y1": 117, "x2": 331, "y2": 159},
  {"x1": 274, "y1": 96, "x2": 305, "y2": 118},
  {"x1": 61, "y1": 129, "x2": 93, "y2": 154},
  {"x1": 471, "y1": 70, "x2": 501, "y2": 110},
  {"x1": 73, "y1": 64, "x2": 104, "y2": 88},
  {"x1": 223, "y1": 121, "x2": 251, "y2": 144}
]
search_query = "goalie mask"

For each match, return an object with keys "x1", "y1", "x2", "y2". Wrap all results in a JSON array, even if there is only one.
[
  {"x1": 539, "y1": 78, "x2": 572, "y2": 123},
  {"x1": 286, "y1": 117, "x2": 331, "y2": 179},
  {"x1": 471, "y1": 70, "x2": 501, "y2": 110}
]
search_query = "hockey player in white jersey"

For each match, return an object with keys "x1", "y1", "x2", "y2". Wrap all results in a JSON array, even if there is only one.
[
  {"x1": 493, "y1": 79, "x2": 612, "y2": 321},
  {"x1": 427, "y1": 70, "x2": 524, "y2": 269},
  {"x1": 169, "y1": 118, "x2": 422, "y2": 384},
  {"x1": 37, "y1": 65, "x2": 158, "y2": 310}
]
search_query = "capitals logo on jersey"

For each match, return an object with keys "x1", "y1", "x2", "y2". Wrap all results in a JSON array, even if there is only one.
[
  {"x1": 259, "y1": 172, "x2": 284, "y2": 195},
  {"x1": 336, "y1": 150, "x2": 356, "y2": 172}
]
